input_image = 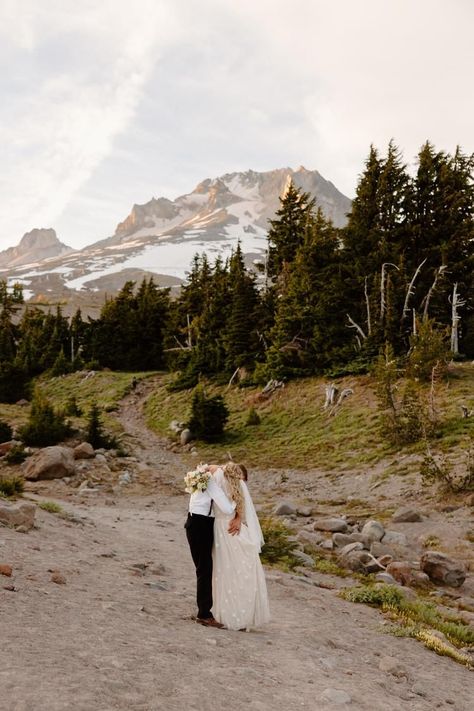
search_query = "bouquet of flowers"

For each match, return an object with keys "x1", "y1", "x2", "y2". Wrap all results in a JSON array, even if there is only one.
[{"x1": 184, "y1": 463, "x2": 211, "y2": 494}]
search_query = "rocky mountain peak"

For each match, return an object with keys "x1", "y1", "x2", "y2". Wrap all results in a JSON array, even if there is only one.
[{"x1": 0, "y1": 228, "x2": 73, "y2": 269}]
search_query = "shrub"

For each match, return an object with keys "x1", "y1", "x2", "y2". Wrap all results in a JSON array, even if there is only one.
[
  {"x1": 245, "y1": 407, "x2": 261, "y2": 426},
  {"x1": 187, "y1": 385, "x2": 229, "y2": 441},
  {"x1": 0, "y1": 419, "x2": 13, "y2": 443},
  {"x1": 407, "y1": 320, "x2": 450, "y2": 382},
  {"x1": 259, "y1": 517, "x2": 299, "y2": 569},
  {"x1": 50, "y1": 349, "x2": 71, "y2": 377},
  {"x1": 65, "y1": 395, "x2": 82, "y2": 417},
  {"x1": 5, "y1": 444, "x2": 28, "y2": 465},
  {"x1": 20, "y1": 392, "x2": 72, "y2": 446},
  {"x1": 0, "y1": 474, "x2": 24, "y2": 497},
  {"x1": 421, "y1": 448, "x2": 474, "y2": 494},
  {"x1": 85, "y1": 403, "x2": 117, "y2": 449},
  {"x1": 38, "y1": 501, "x2": 63, "y2": 514}
]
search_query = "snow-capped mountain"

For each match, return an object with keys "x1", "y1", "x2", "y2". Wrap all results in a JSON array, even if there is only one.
[{"x1": 0, "y1": 167, "x2": 351, "y2": 311}]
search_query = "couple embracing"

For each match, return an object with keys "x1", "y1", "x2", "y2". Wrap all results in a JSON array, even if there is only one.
[{"x1": 184, "y1": 461, "x2": 270, "y2": 631}]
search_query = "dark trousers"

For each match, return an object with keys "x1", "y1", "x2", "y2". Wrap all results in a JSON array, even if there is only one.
[{"x1": 185, "y1": 513, "x2": 214, "y2": 619}]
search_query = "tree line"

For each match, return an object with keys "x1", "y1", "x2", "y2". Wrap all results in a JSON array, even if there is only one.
[{"x1": 0, "y1": 140, "x2": 472, "y2": 401}]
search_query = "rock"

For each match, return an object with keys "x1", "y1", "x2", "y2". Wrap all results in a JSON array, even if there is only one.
[
  {"x1": 375, "y1": 572, "x2": 398, "y2": 585},
  {"x1": 320, "y1": 539, "x2": 334, "y2": 551},
  {"x1": 332, "y1": 533, "x2": 356, "y2": 548},
  {"x1": 293, "y1": 550, "x2": 314, "y2": 567},
  {"x1": 379, "y1": 655, "x2": 408, "y2": 678},
  {"x1": 386, "y1": 562, "x2": 415, "y2": 586},
  {"x1": 297, "y1": 506, "x2": 312, "y2": 517},
  {"x1": 361, "y1": 520, "x2": 385, "y2": 542},
  {"x1": 466, "y1": 493, "x2": 474, "y2": 507},
  {"x1": 0, "y1": 441, "x2": 14, "y2": 456},
  {"x1": 0, "y1": 502, "x2": 36, "y2": 531},
  {"x1": 377, "y1": 555, "x2": 393, "y2": 568},
  {"x1": 95, "y1": 453, "x2": 107, "y2": 463},
  {"x1": 0, "y1": 564, "x2": 12, "y2": 576},
  {"x1": 118, "y1": 472, "x2": 132, "y2": 486},
  {"x1": 341, "y1": 549, "x2": 384, "y2": 574},
  {"x1": 50, "y1": 571, "x2": 66, "y2": 585},
  {"x1": 15, "y1": 399, "x2": 29, "y2": 407},
  {"x1": 73, "y1": 442, "x2": 95, "y2": 460},
  {"x1": 297, "y1": 530, "x2": 324, "y2": 547},
  {"x1": 180, "y1": 429, "x2": 193, "y2": 445},
  {"x1": 24, "y1": 446, "x2": 76, "y2": 481},
  {"x1": 169, "y1": 420, "x2": 185, "y2": 433},
  {"x1": 411, "y1": 571, "x2": 431, "y2": 588},
  {"x1": 338, "y1": 542, "x2": 364, "y2": 558},
  {"x1": 392, "y1": 506, "x2": 423, "y2": 523},
  {"x1": 313, "y1": 518, "x2": 348, "y2": 533},
  {"x1": 370, "y1": 541, "x2": 395, "y2": 558},
  {"x1": 274, "y1": 502, "x2": 297, "y2": 516},
  {"x1": 420, "y1": 551, "x2": 467, "y2": 588},
  {"x1": 320, "y1": 688, "x2": 352, "y2": 705},
  {"x1": 456, "y1": 596, "x2": 474, "y2": 613},
  {"x1": 382, "y1": 530, "x2": 408, "y2": 547}
]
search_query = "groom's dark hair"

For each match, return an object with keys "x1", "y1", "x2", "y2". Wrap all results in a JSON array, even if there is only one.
[{"x1": 238, "y1": 464, "x2": 248, "y2": 482}]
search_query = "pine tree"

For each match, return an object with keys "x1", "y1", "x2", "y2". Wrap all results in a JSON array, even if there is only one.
[
  {"x1": 225, "y1": 243, "x2": 259, "y2": 371},
  {"x1": 267, "y1": 180, "x2": 315, "y2": 280}
]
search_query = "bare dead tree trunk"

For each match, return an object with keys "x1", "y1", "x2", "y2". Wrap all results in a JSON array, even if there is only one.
[
  {"x1": 380, "y1": 263, "x2": 399, "y2": 323},
  {"x1": 413, "y1": 309, "x2": 417, "y2": 336},
  {"x1": 226, "y1": 367, "x2": 240, "y2": 390},
  {"x1": 347, "y1": 314, "x2": 367, "y2": 344},
  {"x1": 450, "y1": 283, "x2": 466, "y2": 355},
  {"x1": 422, "y1": 265, "x2": 448, "y2": 321},
  {"x1": 364, "y1": 277, "x2": 372, "y2": 336},
  {"x1": 186, "y1": 313, "x2": 193, "y2": 348},
  {"x1": 329, "y1": 388, "x2": 354, "y2": 416},
  {"x1": 323, "y1": 384, "x2": 339, "y2": 409},
  {"x1": 402, "y1": 259, "x2": 427, "y2": 322}
]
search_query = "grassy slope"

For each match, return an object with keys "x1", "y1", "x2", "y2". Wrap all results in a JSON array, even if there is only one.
[
  {"x1": 145, "y1": 364, "x2": 474, "y2": 470},
  {"x1": 1, "y1": 364, "x2": 472, "y2": 472}
]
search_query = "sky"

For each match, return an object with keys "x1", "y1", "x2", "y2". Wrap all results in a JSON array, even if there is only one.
[{"x1": 1, "y1": 0, "x2": 473, "y2": 250}]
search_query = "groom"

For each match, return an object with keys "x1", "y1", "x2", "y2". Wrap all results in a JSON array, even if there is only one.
[{"x1": 185, "y1": 467, "x2": 240, "y2": 628}]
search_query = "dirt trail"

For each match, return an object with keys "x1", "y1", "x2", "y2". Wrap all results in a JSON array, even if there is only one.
[{"x1": 1, "y1": 383, "x2": 473, "y2": 711}]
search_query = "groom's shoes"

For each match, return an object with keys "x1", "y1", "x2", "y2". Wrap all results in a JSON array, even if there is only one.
[{"x1": 196, "y1": 617, "x2": 224, "y2": 629}]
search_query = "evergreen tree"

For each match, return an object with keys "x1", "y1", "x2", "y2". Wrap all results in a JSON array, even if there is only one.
[
  {"x1": 267, "y1": 181, "x2": 315, "y2": 279},
  {"x1": 225, "y1": 243, "x2": 259, "y2": 370}
]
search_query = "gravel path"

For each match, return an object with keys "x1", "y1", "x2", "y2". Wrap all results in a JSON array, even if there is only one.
[{"x1": 0, "y1": 384, "x2": 472, "y2": 711}]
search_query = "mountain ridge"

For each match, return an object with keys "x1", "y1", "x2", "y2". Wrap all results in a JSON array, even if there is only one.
[{"x1": 0, "y1": 166, "x2": 351, "y2": 311}]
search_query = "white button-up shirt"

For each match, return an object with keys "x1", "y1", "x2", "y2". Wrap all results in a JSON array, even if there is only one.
[{"x1": 188, "y1": 470, "x2": 235, "y2": 517}]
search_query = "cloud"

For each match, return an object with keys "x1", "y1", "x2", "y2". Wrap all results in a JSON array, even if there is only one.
[
  {"x1": 1, "y1": 1, "x2": 473, "y2": 249},
  {"x1": 0, "y1": 0, "x2": 181, "y2": 245}
]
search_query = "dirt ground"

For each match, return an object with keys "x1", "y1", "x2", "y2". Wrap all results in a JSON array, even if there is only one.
[{"x1": 1, "y1": 385, "x2": 473, "y2": 711}]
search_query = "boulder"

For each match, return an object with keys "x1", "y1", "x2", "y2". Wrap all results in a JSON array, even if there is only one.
[
  {"x1": 274, "y1": 502, "x2": 297, "y2": 516},
  {"x1": 370, "y1": 541, "x2": 395, "y2": 558},
  {"x1": 297, "y1": 506, "x2": 313, "y2": 517},
  {"x1": 340, "y1": 549, "x2": 384, "y2": 574},
  {"x1": 392, "y1": 506, "x2": 423, "y2": 523},
  {"x1": 386, "y1": 561, "x2": 415, "y2": 586},
  {"x1": 338, "y1": 542, "x2": 364, "y2": 558},
  {"x1": 180, "y1": 429, "x2": 193, "y2": 445},
  {"x1": 297, "y1": 530, "x2": 325, "y2": 547},
  {"x1": 293, "y1": 550, "x2": 315, "y2": 567},
  {"x1": 332, "y1": 532, "x2": 354, "y2": 548},
  {"x1": 24, "y1": 446, "x2": 76, "y2": 481},
  {"x1": 0, "y1": 441, "x2": 14, "y2": 456},
  {"x1": 361, "y1": 520, "x2": 385, "y2": 542},
  {"x1": 375, "y1": 572, "x2": 398, "y2": 585},
  {"x1": 313, "y1": 518, "x2": 348, "y2": 533},
  {"x1": 73, "y1": 442, "x2": 95, "y2": 460},
  {"x1": 0, "y1": 564, "x2": 13, "y2": 576},
  {"x1": 420, "y1": 551, "x2": 467, "y2": 588},
  {"x1": 169, "y1": 420, "x2": 185, "y2": 433},
  {"x1": 0, "y1": 502, "x2": 36, "y2": 531},
  {"x1": 382, "y1": 530, "x2": 408, "y2": 547}
]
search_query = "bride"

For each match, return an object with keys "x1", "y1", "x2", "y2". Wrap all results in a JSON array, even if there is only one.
[{"x1": 211, "y1": 462, "x2": 270, "y2": 631}]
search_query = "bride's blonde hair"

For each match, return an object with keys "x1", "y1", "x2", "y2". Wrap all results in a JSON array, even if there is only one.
[{"x1": 223, "y1": 462, "x2": 245, "y2": 518}]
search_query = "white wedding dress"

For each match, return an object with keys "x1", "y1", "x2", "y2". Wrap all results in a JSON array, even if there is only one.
[{"x1": 212, "y1": 469, "x2": 270, "y2": 630}]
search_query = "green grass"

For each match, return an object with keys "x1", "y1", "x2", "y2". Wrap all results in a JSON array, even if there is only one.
[
  {"x1": 38, "y1": 500, "x2": 63, "y2": 514},
  {"x1": 145, "y1": 373, "x2": 393, "y2": 469},
  {"x1": 0, "y1": 474, "x2": 24, "y2": 497},
  {"x1": 341, "y1": 583, "x2": 474, "y2": 668}
]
